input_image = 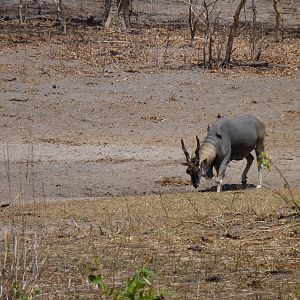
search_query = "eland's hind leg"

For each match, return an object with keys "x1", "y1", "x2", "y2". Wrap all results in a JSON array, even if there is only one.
[
  {"x1": 241, "y1": 153, "x2": 254, "y2": 188},
  {"x1": 255, "y1": 141, "x2": 265, "y2": 189}
]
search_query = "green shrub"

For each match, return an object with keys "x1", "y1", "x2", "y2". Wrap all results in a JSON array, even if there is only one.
[{"x1": 88, "y1": 268, "x2": 169, "y2": 299}]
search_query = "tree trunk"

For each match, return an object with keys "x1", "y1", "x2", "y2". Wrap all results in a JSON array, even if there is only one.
[
  {"x1": 19, "y1": 0, "x2": 28, "y2": 22},
  {"x1": 188, "y1": 0, "x2": 198, "y2": 44},
  {"x1": 55, "y1": 0, "x2": 66, "y2": 34},
  {"x1": 96, "y1": 0, "x2": 111, "y2": 25},
  {"x1": 104, "y1": 0, "x2": 131, "y2": 30},
  {"x1": 223, "y1": 0, "x2": 247, "y2": 65},
  {"x1": 273, "y1": 0, "x2": 281, "y2": 42}
]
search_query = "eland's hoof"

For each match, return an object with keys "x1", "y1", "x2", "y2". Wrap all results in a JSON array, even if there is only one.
[
  {"x1": 242, "y1": 180, "x2": 247, "y2": 188},
  {"x1": 256, "y1": 184, "x2": 262, "y2": 189}
]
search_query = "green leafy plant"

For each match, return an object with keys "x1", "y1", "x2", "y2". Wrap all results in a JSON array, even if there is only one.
[
  {"x1": 290, "y1": 287, "x2": 300, "y2": 300},
  {"x1": 260, "y1": 152, "x2": 271, "y2": 171},
  {"x1": 88, "y1": 268, "x2": 168, "y2": 299}
]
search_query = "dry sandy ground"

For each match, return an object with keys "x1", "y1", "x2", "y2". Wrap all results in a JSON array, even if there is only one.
[
  {"x1": 0, "y1": 2, "x2": 299, "y2": 299},
  {"x1": 0, "y1": 0, "x2": 299, "y2": 204},
  {"x1": 0, "y1": 61, "x2": 299, "y2": 202}
]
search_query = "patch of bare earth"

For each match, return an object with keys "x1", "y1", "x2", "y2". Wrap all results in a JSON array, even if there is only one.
[{"x1": 0, "y1": 17, "x2": 299, "y2": 200}]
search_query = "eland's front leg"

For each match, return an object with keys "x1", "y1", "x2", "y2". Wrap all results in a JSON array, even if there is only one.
[
  {"x1": 216, "y1": 178, "x2": 223, "y2": 192},
  {"x1": 256, "y1": 164, "x2": 263, "y2": 189},
  {"x1": 255, "y1": 143, "x2": 265, "y2": 189},
  {"x1": 215, "y1": 159, "x2": 229, "y2": 192}
]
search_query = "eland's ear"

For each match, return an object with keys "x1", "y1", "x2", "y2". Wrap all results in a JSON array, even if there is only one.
[{"x1": 200, "y1": 158, "x2": 208, "y2": 166}]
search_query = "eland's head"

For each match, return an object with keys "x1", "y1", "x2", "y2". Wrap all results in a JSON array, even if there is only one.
[{"x1": 181, "y1": 136, "x2": 208, "y2": 188}]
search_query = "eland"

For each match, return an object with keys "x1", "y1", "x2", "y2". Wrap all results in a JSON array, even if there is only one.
[{"x1": 181, "y1": 114, "x2": 265, "y2": 192}]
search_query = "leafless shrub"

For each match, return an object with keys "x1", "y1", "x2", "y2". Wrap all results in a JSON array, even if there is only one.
[
  {"x1": 18, "y1": 0, "x2": 66, "y2": 33},
  {"x1": 266, "y1": 167, "x2": 300, "y2": 215},
  {"x1": 184, "y1": 0, "x2": 289, "y2": 68},
  {"x1": 184, "y1": 0, "x2": 249, "y2": 68},
  {"x1": 1, "y1": 138, "x2": 46, "y2": 212},
  {"x1": 249, "y1": 0, "x2": 266, "y2": 62},
  {"x1": 0, "y1": 220, "x2": 46, "y2": 299},
  {"x1": 184, "y1": 0, "x2": 220, "y2": 68},
  {"x1": 188, "y1": 0, "x2": 199, "y2": 44}
]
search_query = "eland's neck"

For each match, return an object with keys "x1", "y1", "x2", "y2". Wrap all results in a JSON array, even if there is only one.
[{"x1": 200, "y1": 136, "x2": 217, "y2": 164}]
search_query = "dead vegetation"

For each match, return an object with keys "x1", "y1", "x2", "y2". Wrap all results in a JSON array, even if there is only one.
[
  {"x1": 141, "y1": 116, "x2": 166, "y2": 123},
  {"x1": 155, "y1": 177, "x2": 190, "y2": 186},
  {"x1": 0, "y1": 16, "x2": 299, "y2": 78},
  {"x1": 0, "y1": 190, "x2": 299, "y2": 299}
]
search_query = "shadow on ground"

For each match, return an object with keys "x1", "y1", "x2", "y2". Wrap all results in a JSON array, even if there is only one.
[{"x1": 201, "y1": 183, "x2": 257, "y2": 192}]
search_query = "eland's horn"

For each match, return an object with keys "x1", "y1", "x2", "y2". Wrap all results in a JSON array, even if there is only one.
[
  {"x1": 181, "y1": 139, "x2": 191, "y2": 162},
  {"x1": 195, "y1": 135, "x2": 200, "y2": 160}
]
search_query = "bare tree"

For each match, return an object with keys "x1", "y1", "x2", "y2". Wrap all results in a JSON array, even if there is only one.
[
  {"x1": 273, "y1": 0, "x2": 282, "y2": 42},
  {"x1": 187, "y1": 0, "x2": 295, "y2": 69},
  {"x1": 249, "y1": 0, "x2": 257, "y2": 60},
  {"x1": 223, "y1": 0, "x2": 246, "y2": 65},
  {"x1": 53, "y1": 0, "x2": 66, "y2": 34},
  {"x1": 19, "y1": 0, "x2": 27, "y2": 22},
  {"x1": 18, "y1": 0, "x2": 66, "y2": 34},
  {"x1": 104, "y1": 0, "x2": 131, "y2": 30},
  {"x1": 248, "y1": 0, "x2": 265, "y2": 62},
  {"x1": 188, "y1": 0, "x2": 199, "y2": 43},
  {"x1": 202, "y1": 0, "x2": 219, "y2": 69},
  {"x1": 185, "y1": 0, "x2": 219, "y2": 68}
]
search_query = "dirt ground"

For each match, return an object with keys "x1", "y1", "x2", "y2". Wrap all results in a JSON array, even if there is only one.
[
  {"x1": 0, "y1": 0, "x2": 299, "y2": 203},
  {"x1": 0, "y1": 2, "x2": 300, "y2": 299}
]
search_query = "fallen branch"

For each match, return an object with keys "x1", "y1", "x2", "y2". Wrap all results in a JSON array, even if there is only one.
[
  {"x1": 232, "y1": 61, "x2": 269, "y2": 67},
  {"x1": 8, "y1": 98, "x2": 29, "y2": 102},
  {"x1": 97, "y1": 40, "x2": 132, "y2": 44},
  {"x1": 210, "y1": 217, "x2": 228, "y2": 235},
  {"x1": 1, "y1": 78, "x2": 17, "y2": 82}
]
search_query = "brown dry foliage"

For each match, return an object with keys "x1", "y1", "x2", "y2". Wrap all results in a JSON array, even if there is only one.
[{"x1": 0, "y1": 19, "x2": 299, "y2": 78}]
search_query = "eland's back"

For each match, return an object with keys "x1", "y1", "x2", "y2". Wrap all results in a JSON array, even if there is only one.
[{"x1": 209, "y1": 114, "x2": 265, "y2": 161}]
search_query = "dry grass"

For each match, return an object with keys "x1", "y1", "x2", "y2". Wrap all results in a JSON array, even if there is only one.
[{"x1": 1, "y1": 189, "x2": 299, "y2": 299}]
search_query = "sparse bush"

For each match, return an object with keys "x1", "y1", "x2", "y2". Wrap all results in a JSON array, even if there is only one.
[{"x1": 261, "y1": 152, "x2": 300, "y2": 215}]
